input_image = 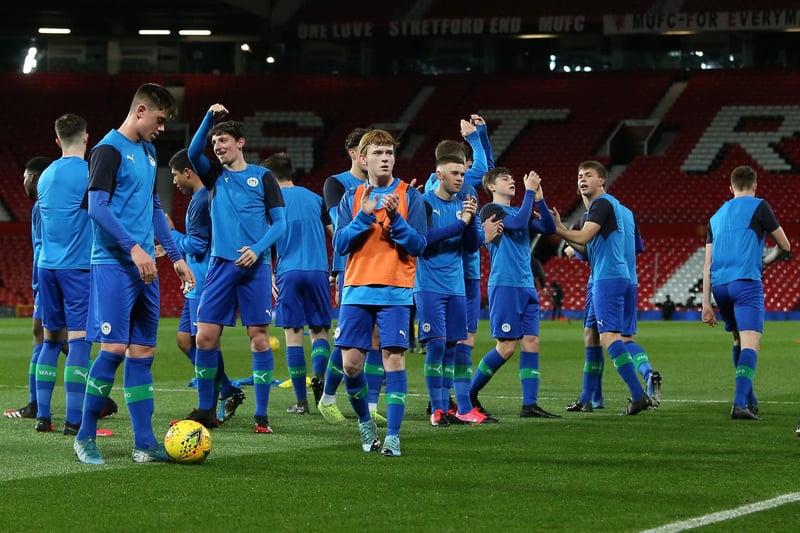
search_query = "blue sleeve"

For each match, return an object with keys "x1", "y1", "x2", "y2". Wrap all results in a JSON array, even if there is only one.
[
  {"x1": 530, "y1": 199, "x2": 556, "y2": 234},
  {"x1": 478, "y1": 124, "x2": 494, "y2": 169},
  {"x1": 461, "y1": 217, "x2": 480, "y2": 254},
  {"x1": 388, "y1": 188, "x2": 427, "y2": 256},
  {"x1": 463, "y1": 131, "x2": 487, "y2": 188},
  {"x1": 635, "y1": 232, "x2": 644, "y2": 254},
  {"x1": 153, "y1": 194, "x2": 182, "y2": 262},
  {"x1": 188, "y1": 111, "x2": 214, "y2": 179},
  {"x1": 88, "y1": 189, "x2": 137, "y2": 253},
  {"x1": 500, "y1": 191, "x2": 535, "y2": 230},
  {"x1": 249, "y1": 206, "x2": 286, "y2": 258},
  {"x1": 171, "y1": 195, "x2": 210, "y2": 257},
  {"x1": 574, "y1": 250, "x2": 588, "y2": 262},
  {"x1": 333, "y1": 193, "x2": 373, "y2": 256},
  {"x1": 426, "y1": 221, "x2": 468, "y2": 246},
  {"x1": 171, "y1": 221, "x2": 207, "y2": 257}
]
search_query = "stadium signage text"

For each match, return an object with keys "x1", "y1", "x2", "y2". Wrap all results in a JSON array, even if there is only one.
[
  {"x1": 297, "y1": 17, "x2": 522, "y2": 39},
  {"x1": 605, "y1": 10, "x2": 800, "y2": 34}
]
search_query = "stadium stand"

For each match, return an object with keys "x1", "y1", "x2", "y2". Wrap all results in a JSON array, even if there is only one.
[{"x1": 1, "y1": 68, "x2": 799, "y2": 314}]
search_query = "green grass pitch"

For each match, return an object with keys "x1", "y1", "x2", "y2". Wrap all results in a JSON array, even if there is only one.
[{"x1": 1, "y1": 318, "x2": 799, "y2": 532}]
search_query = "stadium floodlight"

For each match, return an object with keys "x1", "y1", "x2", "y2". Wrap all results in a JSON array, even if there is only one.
[
  {"x1": 22, "y1": 46, "x2": 37, "y2": 74},
  {"x1": 179, "y1": 29, "x2": 211, "y2": 36},
  {"x1": 139, "y1": 29, "x2": 171, "y2": 36},
  {"x1": 38, "y1": 27, "x2": 71, "y2": 34}
]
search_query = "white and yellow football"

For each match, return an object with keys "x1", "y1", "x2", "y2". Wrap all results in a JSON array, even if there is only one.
[
  {"x1": 269, "y1": 335, "x2": 281, "y2": 351},
  {"x1": 164, "y1": 419, "x2": 212, "y2": 464}
]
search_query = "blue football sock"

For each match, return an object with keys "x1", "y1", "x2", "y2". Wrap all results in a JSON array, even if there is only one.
[
  {"x1": 310, "y1": 338, "x2": 330, "y2": 377},
  {"x1": 64, "y1": 338, "x2": 91, "y2": 425},
  {"x1": 35, "y1": 339, "x2": 63, "y2": 419},
  {"x1": 195, "y1": 348, "x2": 219, "y2": 410},
  {"x1": 286, "y1": 345, "x2": 307, "y2": 403},
  {"x1": 124, "y1": 356, "x2": 157, "y2": 449},
  {"x1": 626, "y1": 341, "x2": 653, "y2": 381},
  {"x1": 385, "y1": 370, "x2": 407, "y2": 437},
  {"x1": 77, "y1": 350, "x2": 123, "y2": 442},
  {"x1": 582, "y1": 346, "x2": 604, "y2": 404},
  {"x1": 591, "y1": 347, "x2": 605, "y2": 404},
  {"x1": 185, "y1": 344, "x2": 196, "y2": 365},
  {"x1": 731, "y1": 345, "x2": 756, "y2": 405},
  {"x1": 28, "y1": 343, "x2": 43, "y2": 403},
  {"x1": 323, "y1": 347, "x2": 344, "y2": 396},
  {"x1": 365, "y1": 349, "x2": 384, "y2": 409},
  {"x1": 609, "y1": 340, "x2": 645, "y2": 400},
  {"x1": 424, "y1": 339, "x2": 445, "y2": 412},
  {"x1": 519, "y1": 351, "x2": 540, "y2": 405},
  {"x1": 344, "y1": 371, "x2": 370, "y2": 422},
  {"x1": 252, "y1": 350, "x2": 274, "y2": 418},
  {"x1": 442, "y1": 344, "x2": 455, "y2": 409},
  {"x1": 734, "y1": 348, "x2": 757, "y2": 408},
  {"x1": 453, "y1": 343, "x2": 474, "y2": 414},
  {"x1": 216, "y1": 349, "x2": 232, "y2": 395},
  {"x1": 469, "y1": 349, "x2": 506, "y2": 394}
]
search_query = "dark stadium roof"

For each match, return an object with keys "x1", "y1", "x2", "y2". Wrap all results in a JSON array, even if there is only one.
[{"x1": 0, "y1": 0, "x2": 271, "y2": 40}]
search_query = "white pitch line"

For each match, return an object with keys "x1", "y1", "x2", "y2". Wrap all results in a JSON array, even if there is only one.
[{"x1": 641, "y1": 492, "x2": 800, "y2": 533}]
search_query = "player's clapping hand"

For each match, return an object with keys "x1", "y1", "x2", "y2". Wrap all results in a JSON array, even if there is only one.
[
  {"x1": 460, "y1": 119, "x2": 477, "y2": 138},
  {"x1": 382, "y1": 193, "x2": 400, "y2": 219},
  {"x1": 483, "y1": 214, "x2": 503, "y2": 243},
  {"x1": 461, "y1": 195, "x2": 477, "y2": 225},
  {"x1": 209, "y1": 103, "x2": 229, "y2": 121},
  {"x1": 549, "y1": 207, "x2": 565, "y2": 229},
  {"x1": 361, "y1": 185, "x2": 378, "y2": 215}
]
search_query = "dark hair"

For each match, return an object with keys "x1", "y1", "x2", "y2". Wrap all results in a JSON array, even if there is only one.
[
  {"x1": 482, "y1": 166, "x2": 511, "y2": 195},
  {"x1": 578, "y1": 160, "x2": 607, "y2": 180},
  {"x1": 25, "y1": 156, "x2": 52, "y2": 174},
  {"x1": 168, "y1": 148, "x2": 194, "y2": 172},
  {"x1": 54, "y1": 113, "x2": 87, "y2": 145},
  {"x1": 261, "y1": 152, "x2": 294, "y2": 181},
  {"x1": 131, "y1": 83, "x2": 177, "y2": 119},
  {"x1": 435, "y1": 153, "x2": 465, "y2": 167},
  {"x1": 344, "y1": 128, "x2": 371, "y2": 151},
  {"x1": 210, "y1": 120, "x2": 245, "y2": 140},
  {"x1": 23, "y1": 156, "x2": 51, "y2": 199},
  {"x1": 434, "y1": 139, "x2": 466, "y2": 160},
  {"x1": 730, "y1": 165, "x2": 757, "y2": 191}
]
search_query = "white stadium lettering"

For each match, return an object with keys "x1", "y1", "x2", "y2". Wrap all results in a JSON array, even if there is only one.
[{"x1": 682, "y1": 105, "x2": 800, "y2": 172}]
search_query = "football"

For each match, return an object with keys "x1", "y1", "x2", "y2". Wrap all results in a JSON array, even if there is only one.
[
  {"x1": 269, "y1": 335, "x2": 281, "y2": 351},
  {"x1": 164, "y1": 419, "x2": 212, "y2": 464}
]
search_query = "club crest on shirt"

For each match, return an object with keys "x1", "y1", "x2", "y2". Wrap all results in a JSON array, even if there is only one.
[
  {"x1": 148, "y1": 154, "x2": 156, "y2": 167},
  {"x1": 247, "y1": 177, "x2": 259, "y2": 187},
  {"x1": 456, "y1": 210, "x2": 463, "y2": 220}
]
